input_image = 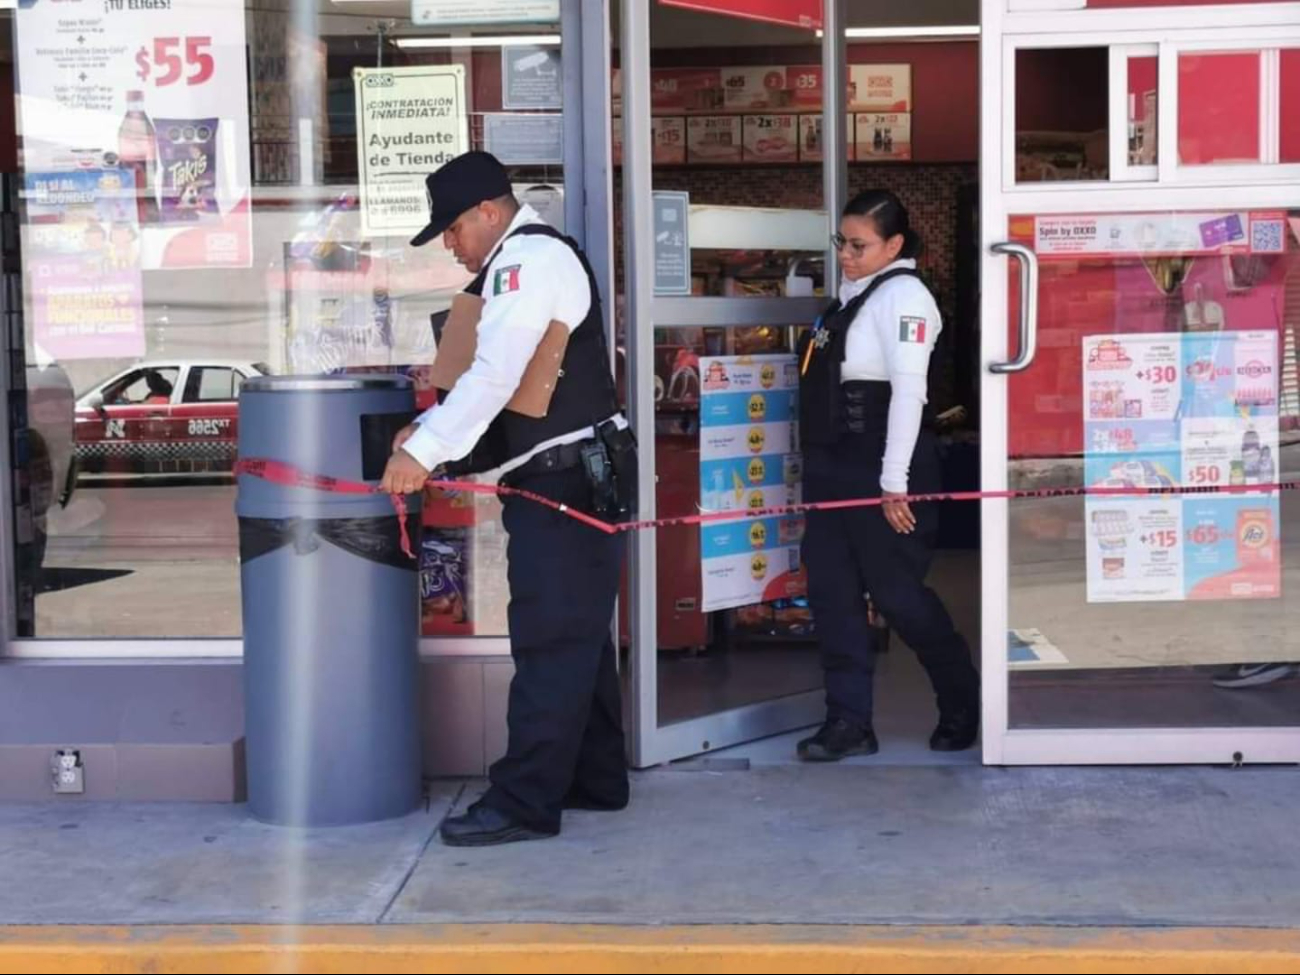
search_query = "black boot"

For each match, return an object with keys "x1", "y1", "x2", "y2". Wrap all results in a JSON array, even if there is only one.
[
  {"x1": 797, "y1": 718, "x2": 879, "y2": 762},
  {"x1": 439, "y1": 803, "x2": 558, "y2": 847},
  {"x1": 930, "y1": 709, "x2": 979, "y2": 752}
]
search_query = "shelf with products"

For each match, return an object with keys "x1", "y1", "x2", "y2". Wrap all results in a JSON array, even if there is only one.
[
  {"x1": 639, "y1": 270, "x2": 824, "y2": 653},
  {"x1": 616, "y1": 111, "x2": 920, "y2": 166},
  {"x1": 651, "y1": 265, "x2": 821, "y2": 417}
]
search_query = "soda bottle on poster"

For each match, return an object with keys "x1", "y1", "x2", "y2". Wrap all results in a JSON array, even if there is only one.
[{"x1": 118, "y1": 90, "x2": 158, "y2": 224}]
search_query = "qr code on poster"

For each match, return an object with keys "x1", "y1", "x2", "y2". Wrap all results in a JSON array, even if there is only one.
[{"x1": 1251, "y1": 218, "x2": 1285, "y2": 254}]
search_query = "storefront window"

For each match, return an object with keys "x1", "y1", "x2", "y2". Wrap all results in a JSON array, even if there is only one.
[
  {"x1": 1178, "y1": 51, "x2": 1262, "y2": 166},
  {"x1": 1006, "y1": 207, "x2": 1300, "y2": 727},
  {"x1": 633, "y1": 22, "x2": 829, "y2": 296},
  {"x1": 1016, "y1": 47, "x2": 1110, "y2": 182},
  {"x1": 1280, "y1": 49, "x2": 1300, "y2": 165},
  {"x1": 1128, "y1": 55, "x2": 1159, "y2": 168},
  {"x1": 5, "y1": 0, "x2": 566, "y2": 639}
]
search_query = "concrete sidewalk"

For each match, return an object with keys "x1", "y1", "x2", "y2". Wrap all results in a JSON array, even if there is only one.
[{"x1": 2, "y1": 763, "x2": 1299, "y2": 971}]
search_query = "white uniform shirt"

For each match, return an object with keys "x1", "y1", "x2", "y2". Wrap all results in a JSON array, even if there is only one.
[
  {"x1": 402, "y1": 204, "x2": 620, "y2": 479},
  {"x1": 837, "y1": 258, "x2": 940, "y2": 494}
]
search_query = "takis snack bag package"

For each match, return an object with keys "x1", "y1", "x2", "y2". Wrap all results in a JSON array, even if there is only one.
[{"x1": 156, "y1": 118, "x2": 220, "y2": 222}]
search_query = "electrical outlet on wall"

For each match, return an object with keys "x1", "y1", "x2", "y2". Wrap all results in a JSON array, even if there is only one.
[{"x1": 51, "y1": 749, "x2": 84, "y2": 794}]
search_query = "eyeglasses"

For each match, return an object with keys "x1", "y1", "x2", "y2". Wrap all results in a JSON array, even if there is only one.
[{"x1": 830, "y1": 232, "x2": 873, "y2": 258}]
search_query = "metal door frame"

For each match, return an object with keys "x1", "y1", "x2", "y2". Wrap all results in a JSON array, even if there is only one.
[
  {"x1": 979, "y1": 0, "x2": 1300, "y2": 764},
  {"x1": 619, "y1": 0, "x2": 846, "y2": 767}
]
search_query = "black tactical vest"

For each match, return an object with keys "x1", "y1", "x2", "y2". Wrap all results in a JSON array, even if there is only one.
[
  {"x1": 443, "y1": 223, "x2": 619, "y2": 475},
  {"x1": 796, "y1": 268, "x2": 920, "y2": 447}
]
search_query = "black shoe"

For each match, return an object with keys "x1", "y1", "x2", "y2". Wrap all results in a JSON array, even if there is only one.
[
  {"x1": 797, "y1": 718, "x2": 879, "y2": 762},
  {"x1": 439, "y1": 803, "x2": 558, "y2": 847},
  {"x1": 930, "y1": 710, "x2": 979, "y2": 752},
  {"x1": 563, "y1": 791, "x2": 629, "y2": 812}
]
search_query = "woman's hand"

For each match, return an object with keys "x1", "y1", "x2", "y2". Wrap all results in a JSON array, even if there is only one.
[{"x1": 882, "y1": 490, "x2": 916, "y2": 534}]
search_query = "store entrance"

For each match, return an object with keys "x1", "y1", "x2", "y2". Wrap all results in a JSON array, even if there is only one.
[
  {"x1": 618, "y1": 1, "x2": 983, "y2": 767},
  {"x1": 627, "y1": 198, "x2": 983, "y2": 767},
  {"x1": 622, "y1": 0, "x2": 1300, "y2": 769}
]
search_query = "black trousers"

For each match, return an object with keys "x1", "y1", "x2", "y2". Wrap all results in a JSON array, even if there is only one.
[
  {"x1": 800, "y1": 429, "x2": 979, "y2": 727},
  {"x1": 480, "y1": 464, "x2": 628, "y2": 833}
]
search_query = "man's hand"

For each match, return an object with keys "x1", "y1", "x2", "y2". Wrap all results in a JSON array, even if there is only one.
[
  {"x1": 381, "y1": 448, "x2": 430, "y2": 496},
  {"x1": 392, "y1": 423, "x2": 418, "y2": 453}
]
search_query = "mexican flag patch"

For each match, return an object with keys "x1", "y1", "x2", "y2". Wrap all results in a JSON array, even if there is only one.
[
  {"x1": 899, "y1": 316, "x2": 926, "y2": 344},
  {"x1": 493, "y1": 265, "x2": 522, "y2": 295}
]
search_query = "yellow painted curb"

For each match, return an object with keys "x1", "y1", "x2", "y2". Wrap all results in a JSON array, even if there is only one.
[{"x1": 2, "y1": 924, "x2": 1300, "y2": 974}]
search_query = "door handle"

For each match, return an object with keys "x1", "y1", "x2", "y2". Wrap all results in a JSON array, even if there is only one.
[{"x1": 989, "y1": 242, "x2": 1039, "y2": 374}]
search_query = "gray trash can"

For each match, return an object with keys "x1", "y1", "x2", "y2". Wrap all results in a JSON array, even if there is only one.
[{"x1": 236, "y1": 374, "x2": 421, "y2": 826}]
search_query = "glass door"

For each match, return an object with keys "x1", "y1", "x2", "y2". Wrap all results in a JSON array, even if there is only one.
[
  {"x1": 620, "y1": 0, "x2": 840, "y2": 766},
  {"x1": 980, "y1": 2, "x2": 1300, "y2": 763}
]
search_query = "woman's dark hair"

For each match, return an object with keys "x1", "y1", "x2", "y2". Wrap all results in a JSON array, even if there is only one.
[{"x1": 842, "y1": 189, "x2": 922, "y2": 259}]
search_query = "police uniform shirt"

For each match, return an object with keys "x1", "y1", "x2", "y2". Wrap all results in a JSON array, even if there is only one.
[
  {"x1": 401, "y1": 203, "x2": 604, "y2": 476},
  {"x1": 838, "y1": 257, "x2": 941, "y2": 495}
]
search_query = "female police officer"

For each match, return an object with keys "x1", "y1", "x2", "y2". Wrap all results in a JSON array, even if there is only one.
[{"x1": 796, "y1": 189, "x2": 980, "y2": 761}]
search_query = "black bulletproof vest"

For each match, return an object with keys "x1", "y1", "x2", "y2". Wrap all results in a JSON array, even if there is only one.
[
  {"x1": 444, "y1": 223, "x2": 619, "y2": 475},
  {"x1": 796, "y1": 268, "x2": 920, "y2": 447}
]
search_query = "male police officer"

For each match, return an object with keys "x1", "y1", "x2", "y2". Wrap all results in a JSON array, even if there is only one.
[{"x1": 382, "y1": 151, "x2": 635, "y2": 847}]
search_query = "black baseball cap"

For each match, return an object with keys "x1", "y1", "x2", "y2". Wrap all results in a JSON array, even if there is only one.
[{"x1": 409, "y1": 151, "x2": 513, "y2": 247}]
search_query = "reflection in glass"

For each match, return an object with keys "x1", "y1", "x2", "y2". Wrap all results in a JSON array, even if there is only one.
[
  {"x1": 7, "y1": 7, "x2": 561, "y2": 638},
  {"x1": 1007, "y1": 208, "x2": 1300, "y2": 729}
]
